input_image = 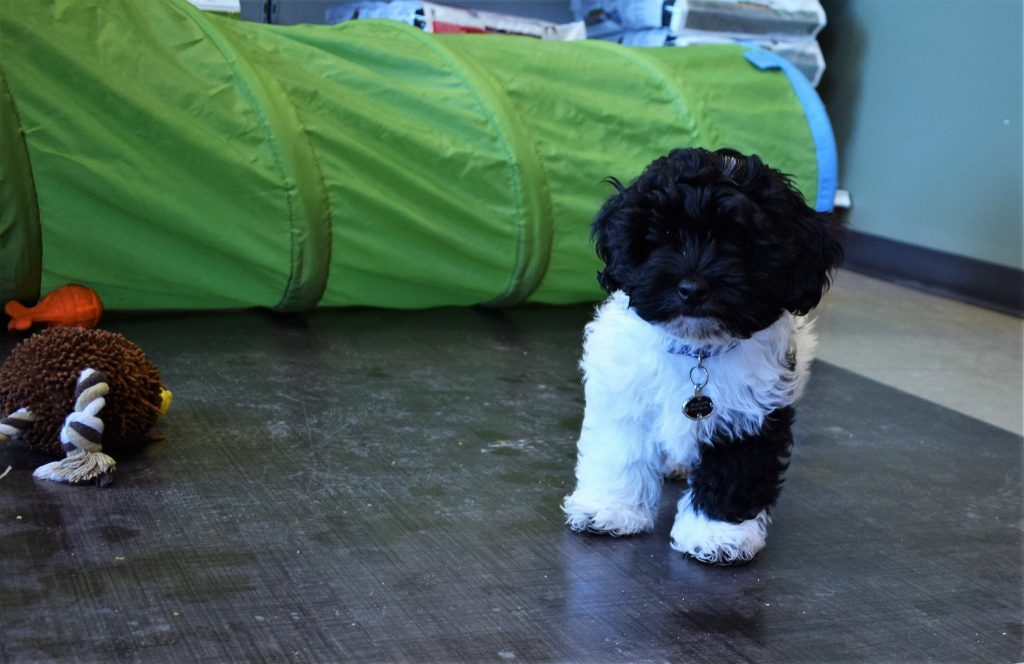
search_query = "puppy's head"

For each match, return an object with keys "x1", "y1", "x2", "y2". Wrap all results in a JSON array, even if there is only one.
[{"x1": 593, "y1": 147, "x2": 843, "y2": 340}]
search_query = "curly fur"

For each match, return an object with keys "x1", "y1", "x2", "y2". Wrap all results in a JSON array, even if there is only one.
[
  {"x1": 563, "y1": 147, "x2": 842, "y2": 564},
  {"x1": 592, "y1": 147, "x2": 841, "y2": 338}
]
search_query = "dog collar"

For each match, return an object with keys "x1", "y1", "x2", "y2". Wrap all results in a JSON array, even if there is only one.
[
  {"x1": 668, "y1": 342, "x2": 738, "y2": 421},
  {"x1": 666, "y1": 341, "x2": 739, "y2": 358}
]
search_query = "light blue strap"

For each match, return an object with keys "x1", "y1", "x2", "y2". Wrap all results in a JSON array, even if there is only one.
[{"x1": 742, "y1": 46, "x2": 838, "y2": 212}]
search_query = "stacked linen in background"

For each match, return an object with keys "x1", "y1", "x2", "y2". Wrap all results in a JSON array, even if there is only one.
[
  {"x1": 572, "y1": 0, "x2": 826, "y2": 85},
  {"x1": 186, "y1": 0, "x2": 241, "y2": 16},
  {"x1": 325, "y1": 1, "x2": 585, "y2": 39}
]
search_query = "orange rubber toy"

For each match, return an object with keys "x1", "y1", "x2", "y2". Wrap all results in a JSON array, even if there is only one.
[{"x1": 5, "y1": 285, "x2": 104, "y2": 332}]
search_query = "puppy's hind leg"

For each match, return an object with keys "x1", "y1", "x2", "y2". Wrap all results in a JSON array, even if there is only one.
[{"x1": 563, "y1": 416, "x2": 661, "y2": 536}]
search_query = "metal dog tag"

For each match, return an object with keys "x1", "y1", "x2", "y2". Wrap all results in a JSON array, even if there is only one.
[
  {"x1": 683, "y1": 352, "x2": 715, "y2": 420},
  {"x1": 683, "y1": 388, "x2": 715, "y2": 420}
]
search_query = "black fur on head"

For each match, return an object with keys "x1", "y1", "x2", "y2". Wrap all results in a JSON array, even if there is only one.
[{"x1": 592, "y1": 147, "x2": 843, "y2": 339}]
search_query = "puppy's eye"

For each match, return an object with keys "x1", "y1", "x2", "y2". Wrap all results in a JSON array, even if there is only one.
[
  {"x1": 720, "y1": 225, "x2": 740, "y2": 242},
  {"x1": 645, "y1": 226, "x2": 672, "y2": 242}
]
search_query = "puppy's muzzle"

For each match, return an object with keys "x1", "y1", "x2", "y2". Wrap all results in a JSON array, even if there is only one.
[{"x1": 677, "y1": 277, "x2": 710, "y2": 306}]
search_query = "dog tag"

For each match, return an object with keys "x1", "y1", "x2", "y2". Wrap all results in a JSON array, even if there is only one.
[
  {"x1": 683, "y1": 351, "x2": 715, "y2": 420},
  {"x1": 683, "y1": 388, "x2": 715, "y2": 420}
]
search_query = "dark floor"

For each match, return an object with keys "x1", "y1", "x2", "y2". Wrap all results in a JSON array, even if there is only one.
[{"x1": 0, "y1": 305, "x2": 1021, "y2": 663}]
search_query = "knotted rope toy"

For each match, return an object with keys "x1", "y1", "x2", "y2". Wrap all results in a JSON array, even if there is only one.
[{"x1": 0, "y1": 327, "x2": 171, "y2": 486}]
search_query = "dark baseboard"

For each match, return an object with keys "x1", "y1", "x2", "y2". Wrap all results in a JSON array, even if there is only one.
[{"x1": 840, "y1": 229, "x2": 1024, "y2": 318}]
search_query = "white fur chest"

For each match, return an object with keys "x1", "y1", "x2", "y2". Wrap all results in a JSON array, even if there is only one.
[{"x1": 579, "y1": 292, "x2": 814, "y2": 467}]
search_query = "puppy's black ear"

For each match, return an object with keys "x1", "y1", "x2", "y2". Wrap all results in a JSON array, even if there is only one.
[
  {"x1": 785, "y1": 208, "x2": 844, "y2": 315},
  {"x1": 591, "y1": 178, "x2": 627, "y2": 294}
]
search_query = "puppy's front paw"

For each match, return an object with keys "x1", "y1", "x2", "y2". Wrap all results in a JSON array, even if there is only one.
[
  {"x1": 562, "y1": 493, "x2": 654, "y2": 536},
  {"x1": 670, "y1": 494, "x2": 769, "y2": 564}
]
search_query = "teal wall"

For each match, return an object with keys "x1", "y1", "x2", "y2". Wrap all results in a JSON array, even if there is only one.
[{"x1": 819, "y1": 0, "x2": 1023, "y2": 270}]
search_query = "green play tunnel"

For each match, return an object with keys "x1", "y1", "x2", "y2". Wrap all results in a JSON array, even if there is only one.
[{"x1": 0, "y1": 0, "x2": 836, "y2": 311}]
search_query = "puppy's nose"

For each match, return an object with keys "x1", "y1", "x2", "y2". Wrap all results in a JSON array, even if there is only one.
[{"x1": 677, "y1": 277, "x2": 709, "y2": 305}]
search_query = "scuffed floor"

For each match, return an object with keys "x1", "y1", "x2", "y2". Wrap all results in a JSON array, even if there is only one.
[{"x1": 0, "y1": 296, "x2": 1020, "y2": 662}]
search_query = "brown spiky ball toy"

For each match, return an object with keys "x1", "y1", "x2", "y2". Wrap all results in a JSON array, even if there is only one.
[{"x1": 0, "y1": 327, "x2": 171, "y2": 486}]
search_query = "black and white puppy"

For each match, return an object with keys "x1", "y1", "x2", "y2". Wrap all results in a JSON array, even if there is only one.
[{"x1": 563, "y1": 147, "x2": 842, "y2": 564}]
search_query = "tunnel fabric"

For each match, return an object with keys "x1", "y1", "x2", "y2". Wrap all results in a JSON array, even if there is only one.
[{"x1": 0, "y1": 0, "x2": 829, "y2": 310}]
